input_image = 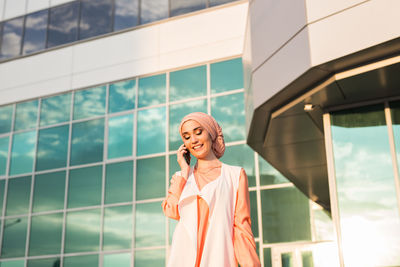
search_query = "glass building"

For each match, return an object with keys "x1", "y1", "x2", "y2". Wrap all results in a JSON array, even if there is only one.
[{"x1": 0, "y1": 0, "x2": 399, "y2": 267}]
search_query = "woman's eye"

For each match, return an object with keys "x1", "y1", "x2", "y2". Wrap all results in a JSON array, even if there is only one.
[
  {"x1": 195, "y1": 129, "x2": 202, "y2": 135},
  {"x1": 183, "y1": 136, "x2": 190, "y2": 140}
]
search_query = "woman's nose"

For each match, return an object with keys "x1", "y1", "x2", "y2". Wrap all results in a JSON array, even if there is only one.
[{"x1": 190, "y1": 135, "x2": 198, "y2": 143}]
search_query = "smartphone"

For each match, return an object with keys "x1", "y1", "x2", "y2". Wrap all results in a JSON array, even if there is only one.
[{"x1": 183, "y1": 148, "x2": 191, "y2": 165}]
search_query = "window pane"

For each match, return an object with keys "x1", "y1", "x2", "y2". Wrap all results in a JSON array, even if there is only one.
[
  {"x1": 47, "y1": 1, "x2": 79, "y2": 48},
  {"x1": 22, "y1": 10, "x2": 48, "y2": 55},
  {"x1": 134, "y1": 249, "x2": 165, "y2": 267},
  {"x1": 170, "y1": 0, "x2": 206, "y2": 17},
  {"x1": 103, "y1": 205, "x2": 132, "y2": 250},
  {"x1": 390, "y1": 101, "x2": 400, "y2": 175},
  {"x1": 108, "y1": 114, "x2": 133, "y2": 159},
  {"x1": 211, "y1": 58, "x2": 243, "y2": 93},
  {"x1": 211, "y1": 92, "x2": 245, "y2": 142},
  {"x1": 282, "y1": 252, "x2": 294, "y2": 267},
  {"x1": 261, "y1": 187, "x2": 311, "y2": 243},
  {"x1": 0, "y1": 180, "x2": 5, "y2": 215},
  {"x1": 170, "y1": 65, "x2": 207, "y2": 102},
  {"x1": 258, "y1": 155, "x2": 290, "y2": 185},
  {"x1": 138, "y1": 74, "x2": 166, "y2": 108},
  {"x1": 68, "y1": 166, "x2": 102, "y2": 208},
  {"x1": 29, "y1": 213, "x2": 63, "y2": 256},
  {"x1": 104, "y1": 253, "x2": 131, "y2": 267},
  {"x1": 0, "y1": 104, "x2": 13, "y2": 134},
  {"x1": 105, "y1": 161, "x2": 133, "y2": 204},
  {"x1": 64, "y1": 208, "x2": 101, "y2": 253},
  {"x1": 135, "y1": 202, "x2": 164, "y2": 247},
  {"x1": 108, "y1": 79, "x2": 136, "y2": 113},
  {"x1": 114, "y1": 0, "x2": 139, "y2": 31},
  {"x1": 79, "y1": 0, "x2": 113, "y2": 40},
  {"x1": 223, "y1": 144, "x2": 256, "y2": 186},
  {"x1": 6, "y1": 176, "x2": 31, "y2": 216},
  {"x1": 33, "y1": 171, "x2": 65, "y2": 213},
  {"x1": 36, "y1": 125, "x2": 69, "y2": 171},
  {"x1": 140, "y1": 0, "x2": 168, "y2": 24},
  {"x1": 137, "y1": 107, "x2": 166, "y2": 156},
  {"x1": 209, "y1": 0, "x2": 235, "y2": 7},
  {"x1": 169, "y1": 99, "x2": 207, "y2": 151},
  {"x1": 63, "y1": 255, "x2": 98, "y2": 267},
  {"x1": 10, "y1": 131, "x2": 37, "y2": 175},
  {"x1": 70, "y1": 119, "x2": 104, "y2": 166},
  {"x1": 0, "y1": 17, "x2": 24, "y2": 59},
  {"x1": 331, "y1": 105, "x2": 400, "y2": 266},
  {"x1": 249, "y1": 190, "x2": 258, "y2": 238},
  {"x1": 0, "y1": 137, "x2": 9, "y2": 176},
  {"x1": 40, "y1": 93, "x2": 71, "y2": 126},
  {"x1": 1, "y1": 217, "x2": 27, "y2": 258},
  {"x1": 73, "y1": 86, "x2": 106, "y2": 120},
  {"x1": 302, "y1": 251, "x2": 314, "y2": 267},
  {"x1": 136, "y1": 156, "x2": 165, "y2": 200},
  {"x1": 27, "y1": 258, "x2": 60, "y2": 267},
  {"x1": 264, "y1": 248, "x2": 272, "y2": 267},
  {"x1": 14, "y1": 100, "x2": 38, "y2": 131},
  {"x1": 0, "y1": 260, "x2": 25, "y2": 267}
]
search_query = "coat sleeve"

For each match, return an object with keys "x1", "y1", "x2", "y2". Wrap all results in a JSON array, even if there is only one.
[
  {"x1": 233, "y1": 169, "x2": 261, "y2": 267},
  {"x1": 161, "y1": 174, "x2": 187, "y2": 220}
]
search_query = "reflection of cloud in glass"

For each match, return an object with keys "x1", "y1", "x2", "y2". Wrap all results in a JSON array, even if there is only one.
[
  {"x1": 137, "y1": 107, "x2": 166, "y2": 155},
  {"x1": 108, "y1": 114, "x2": 133, "y2": 159},
  {"x1": 104, "y1": 253, "x2": 131, "y2": 267},
  {"x1": 74, "y1": 86, "x2": 106, "y2": 120},
  {"x1": 135, "y1": 202, "x2": 165, "y2": 247},
  {"x1": 141, "y1": 0, "x2": 168, "y2": 24},
  {"x1": 15, "y1": 100, "x2": 38, "y2": 131},
  {"x1": 79, "y1": 0, "x2": 112, "y2": 39},
  {"x1": 40, "y1": 93, "x2": 71, "y2": 126},
  {"x1": 109, "y1": 80, "x2": 135, "y2": 113},
  {"x1": 103, "y1": 206, "x2": 132, "y2": 250},
  {"x1": 1, "y1": 17, "x2": 24, "y2": 58},
  {"x1": 10, "y1": 131, "x2": 37, "y2": 175}
]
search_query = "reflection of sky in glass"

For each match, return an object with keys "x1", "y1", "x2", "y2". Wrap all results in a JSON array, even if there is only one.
[
  {"x1": 47, "y1": 1, "x2": 79, "y2": 48},
  {"x1": 1, "y1": 217, "x2": 27, "y2": 258},
  {"x1": 103, "y1": 205, "x2": 132, "y2": 250},
  {"x1": 68, "y1": 166, "x2": 102, "y2": 208},
  {"x1": 10, "y1": 131, "x2": 37, "y2": 175},
  {"x1": 79, "y1": 0, "x2": 113, "y2": 40},
  {"x1": 6, "y1": 176, "x2": 31, "y2": 216},
  {"x1": 33, "y1": 171, "x2": 65, "y2": 213},
  {"x1": 70, "y1": 119, "x2": 104, "y2": 166},
  {"x1": 36, "y1": 125, "x2": 69, "y2": 171},
  {"x1": 14, "y1": 100, "x2": 38, "y2": 131},
  {"x1": 211, "y1": 58, "x2": 243, "y2": 93},
  {"x1": 169, "y1": 218, "x2": 177, "y2": 244},
  {"x1": 64, "y1": 208, "x2": 101, "y2": 253},
  {"x1": 73, "y1": 86, "x2": 106, "y2": 120},
  {"x1": 390, "y1": 101, "x2": 400, "y2": 179},
  {"x1": 313, "y1": 208, "x2": 334, "y2": 241},
  {"x1": 108, "y1": 79, "x2": 135, "y2": 113},
  {"x1": 114, "y1": 0, "x2": 139, "y2": 31},
  {"x1": 258, "y1": 155, "x2": 289, "y2": 186},
  {"x1": 0, "y1": 259, "x2": 25, "y2": 267},
  {"x1": 105, "y1": 161, "x2": 133, "y2": 204},
  {"x1": 135, "y1": 202, "x2": 165, "y2": 247},
  {"x1": 104, "y1": 253, "x2": 131, "y2": 267},
  {"x1": 138, "y1": 74, "x2": 166, "y2": 107},
  {"x1": 169, "y1": 99, "x2": 207, "y2": 151},
  {"x1": 209, "y1": 0, "x2": 235, "y2": 7},
  {"x1": 137, "y1": 107, "x2": 166, "y2": 156},
  {"x1": 0, "y1": 17, "x2": 24, "y2": 59},
  {"x1": 140, "y1": 0, "x2": 168, "y2": 24},
  {"x1": 27, "y1": 258, "x2": 60, "y2": 267},
  {"x1": 170, "y1": 65, "x2": 207, "y2": 102},
  {"x1": 29, "y1": 213, "x2": 63, "y2": 256},
  {"x1": 22, "y1": 10, "x2": 48, "y2": 55},
  {"x1": 250, "y1": 191, "x2": 258, "y2": 238},
  {"x1": 0, "y1": 136, "x2": 9, "y2": 176},
  {"x1": 136, "y1": 156, "x2": 165, "y2": 200},
  {"x1": 331, "y1": 106, "x2": 400, "y2": 267},
  {"x1": 63, "y1": 255, "x2": 98, "y2": 267},
  {"x1": 134, "y1": 249, "x2": 165, "y2": 267},
  {"x1": 108, "y1": 114, "x2": 133, "y2": 159},
  {"x1": 211, "y1": 92, "x2": 245, "y2": 142},
  {"x1": 170, "y1": 0, "x2": 206, "y2": 17},
  {"x1": 0, "y1": 104, "x2": 13, "y2": 134},
  {"x1": 223, "y1": 144, "x2": 256, "y2": 186},
  {"x1": 40, "y1": 93, "x2": 71, "y2": 126},
  {"x1": 261, "y1": 187, "x2": 311, "y2": 243},
  {"x1": 0, "y1": 180, "x2": 4, "y2": 215}
]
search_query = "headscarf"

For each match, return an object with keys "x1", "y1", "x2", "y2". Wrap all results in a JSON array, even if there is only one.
[{"x1": 179, "y1": 112, "x2": 225, "y2": 158}]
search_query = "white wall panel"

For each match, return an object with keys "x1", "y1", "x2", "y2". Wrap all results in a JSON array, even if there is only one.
[
  {"x1": 50, "y1": 0, "x2": 75, "y2": 7},
  {"x1": 0, "y1": 0, "x2": 5, "y2": 21},
  {"x1": 249, "y1": 0, "x2": 307, "y2": 70},
  {"x1": 305, "y1": 0, "x2": 366, "y2": 23},
  {"x1": 252, "y1": 28, "x2": 311, "y2": 108},
  {"x1": 27, "y1": 0, "x2": 50, "y2": 13},
  {"x1": 3, "y1": 0, "x2": 26, "y2": 19},
  {"x1": 308, "y1": 0, "x2": 400, "y2": 66}
]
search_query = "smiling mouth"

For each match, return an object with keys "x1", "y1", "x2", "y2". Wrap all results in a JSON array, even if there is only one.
[{"x1": 192, "y1": 144, "x2": 203, "y2": 150}]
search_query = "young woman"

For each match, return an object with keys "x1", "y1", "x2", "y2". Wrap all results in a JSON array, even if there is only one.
[{"x1": 162, "y1": 112, "x2": 260, "y2": 267}]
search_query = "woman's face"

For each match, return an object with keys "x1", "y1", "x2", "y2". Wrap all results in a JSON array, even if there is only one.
[{"x1": 181, "y1": 120, "x2": 213, "y2": 159}]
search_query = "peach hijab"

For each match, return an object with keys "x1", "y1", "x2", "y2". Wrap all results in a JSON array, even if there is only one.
[{"x1": 179, "y1": 112, "x2": 225, "y2": 158}]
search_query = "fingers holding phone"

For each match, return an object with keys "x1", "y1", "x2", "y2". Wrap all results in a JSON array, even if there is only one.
[{"x1": 177, "y1": 144, "x2": 191, "y2": 179}]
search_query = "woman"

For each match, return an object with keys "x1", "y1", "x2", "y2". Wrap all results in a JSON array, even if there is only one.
[{"x1": 162, "y1": 112, "x2": 261, "y2": 267}]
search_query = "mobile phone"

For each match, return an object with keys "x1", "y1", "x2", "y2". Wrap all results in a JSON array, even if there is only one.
[{"x1": 183, "y1": 148, "x2": 191, "y2": 165}]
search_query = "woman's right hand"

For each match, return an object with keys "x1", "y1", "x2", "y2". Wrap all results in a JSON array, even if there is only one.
[{"x1": 177, "y1": 144, "x2": 190, "y2": 180}]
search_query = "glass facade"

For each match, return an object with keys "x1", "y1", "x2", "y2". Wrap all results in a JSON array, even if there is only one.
[
  {"x1": 0, "y1": 0, "x2": 240, "y2": 62},
  {"x1": 0, "y1": 58, "x2": 330, "y2": 266}
]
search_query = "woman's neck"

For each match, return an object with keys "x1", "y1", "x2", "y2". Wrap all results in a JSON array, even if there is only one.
[{"x1": 195, "y1": 156, "x2": 221, "y2": 171}]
